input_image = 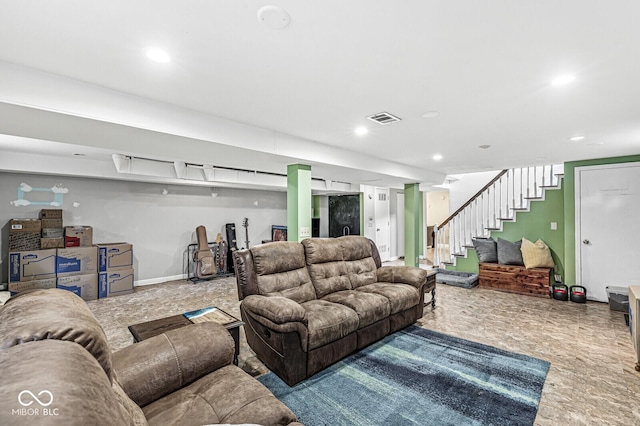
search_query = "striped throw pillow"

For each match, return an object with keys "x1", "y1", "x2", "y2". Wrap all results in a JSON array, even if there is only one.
[{"x1": 520, "y1": 238, "x2": 555, "y2": 269}]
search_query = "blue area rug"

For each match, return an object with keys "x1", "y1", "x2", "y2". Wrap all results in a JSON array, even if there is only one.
[{"x1": 258, "y1": 326, "x2": 550, "y2": 426}]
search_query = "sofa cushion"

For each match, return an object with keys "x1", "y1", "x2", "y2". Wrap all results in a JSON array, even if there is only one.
[
  {"x1": 142, "y1": 365, "x2": 297, "y2": 426},
  {"x1": 0, "y1": 288, "x2": 114, "y2": 380},
  {"x1": 303, "y1": 238, "x2": 352, "y2": 298},
  {"x1": 0, "y1": 340, "x2": 137, "y2": 426},
  {"x1": 340, "y1": 236, "x2": 378, "y2": 288},
  {"x1": 356, "y1": 283, "x2": 420, "y2": 314},
  {"x1": 252, "y1": 242, "x2": 316, "y2": 303},
  {"x1": 322, "y1": 290, "x2": 391, "y2": 328},
  {"x1": 300, "y1": 300, "x2": 359, "y2": 350}
]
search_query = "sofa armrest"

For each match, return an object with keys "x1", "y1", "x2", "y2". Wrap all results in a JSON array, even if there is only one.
[
  {"x1": 377, "y1": 266, "x2": 427, "y2": 290},
  {"x1": 243, "y1": 295, "x2": 307, "y2": 325},
  {"x1": 112, "y1": 322, "x2": 234, "y2": 407}
]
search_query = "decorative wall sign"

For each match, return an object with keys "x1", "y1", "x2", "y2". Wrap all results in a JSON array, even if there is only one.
[{"x1": 10, "y1": 182, "x2": 69, "y2": 207}]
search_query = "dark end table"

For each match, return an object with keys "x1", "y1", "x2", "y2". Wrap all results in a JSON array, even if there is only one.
[{"x1": 128, "y1": 307, "x2": 244, "y2": 365}]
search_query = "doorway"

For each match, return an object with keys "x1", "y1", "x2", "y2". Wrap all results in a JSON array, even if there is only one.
[
  {"x1": 576, "y1": 162, "x2": 640, "y2": 302},
  {"x1": 375, "y1": 187, "x2": 391, "y2": 262}
]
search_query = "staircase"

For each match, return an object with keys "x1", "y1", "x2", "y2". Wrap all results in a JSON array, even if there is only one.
[{"x1": 433, "y1": 164, "x2": 564, "y2": 267}]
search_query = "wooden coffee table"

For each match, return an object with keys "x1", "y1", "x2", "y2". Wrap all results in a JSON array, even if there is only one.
[{"x1": 128, "y1": 307, "x2": 244, "y2": 365}]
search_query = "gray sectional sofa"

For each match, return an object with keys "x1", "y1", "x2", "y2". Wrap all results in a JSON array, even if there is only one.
[{"x1": 233, "y1": 235, "x2": 430, "y2": 386}]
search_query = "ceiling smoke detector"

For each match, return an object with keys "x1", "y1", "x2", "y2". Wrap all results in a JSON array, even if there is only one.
[{"x1": 366, "y1": 112, "x2": 401, "y2": 126}]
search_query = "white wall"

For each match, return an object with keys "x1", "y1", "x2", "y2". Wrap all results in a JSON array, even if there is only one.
[
  {"x1": 360, "y1": 185, "x2": 376, "y2": 240},
  {"x1": 0, "y1": 172, "x2": 286, "y2": 285},
  {"x1": 425, "y1": 191, "x2": 450, "y2": 226},
  {"x1": 448, "y1": 171, "x2": 500, "y2": 213}
]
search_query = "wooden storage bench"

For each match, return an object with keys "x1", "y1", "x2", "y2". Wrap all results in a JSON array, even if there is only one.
[{"x1": 478, "y1": 263, "x2": 552, "y2": 297}]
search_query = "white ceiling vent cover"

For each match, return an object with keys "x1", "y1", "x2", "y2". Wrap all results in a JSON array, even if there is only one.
[{"x1": 367, "y1": 112, "x2": 401, "y2": 125}]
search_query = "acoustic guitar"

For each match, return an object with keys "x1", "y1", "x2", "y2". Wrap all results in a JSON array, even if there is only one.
[
  {"x1": 242, "y1": 217, "x2": 250, "y2": 249},
  {"x1": 194, "y1": 225, "x2": 215, "y2": 279}
]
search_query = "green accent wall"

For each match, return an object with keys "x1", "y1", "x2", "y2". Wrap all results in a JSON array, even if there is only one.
[
  {"x1": 563, "y1": 154, "x2": 640, "y2": 285},
  {"x1": 312, "y1": 195, "x2": 321, "y2": 218},
  {"x1": 404, "y1": 183, "x2": 420, "y2": 266},
  {"x1": 287, "y1": 164, "x2": 312, "y2": 242},
  {"x1": 449, "y1": 181, "x2": 565, "y2": 277}
]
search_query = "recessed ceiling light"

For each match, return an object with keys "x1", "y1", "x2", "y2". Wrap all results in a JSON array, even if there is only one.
[
  {"x1": 146, "y1": 48, "x2": 171, "y2": 63},
  {"x1": 551, "y1": 74, "x2": 576, "y2": 86},
  {"x1": 478, "y1": 144, "x2": 491, "y2": 150},
  {"x1": 354, "y1": 126, "x2": 368, "y2": 136},
  {"x1": 432, "y1": 154, "x2": 443, "y2": 161},
  {"x1": 569, "y1": 136, "x2": 585, "y2": 141},
  {"x1": 422, "y1": 111, "x2": 440, "y2": 119}
]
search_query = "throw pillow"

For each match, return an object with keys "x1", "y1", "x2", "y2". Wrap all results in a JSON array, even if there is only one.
[
  {"x1": 472, "y1": 238, "x2": 497, "y2": 263},
  {"x1": 520, "y1": 238, "x2": 555, "y2": 268},
  {"x1": 497, "y1": 238, "x2": 524, "y2": 265}
]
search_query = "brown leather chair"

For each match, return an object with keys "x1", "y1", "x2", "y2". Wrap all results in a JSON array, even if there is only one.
[{"x1": 0, "y1": 289, "x2": 300, "y2": 426}]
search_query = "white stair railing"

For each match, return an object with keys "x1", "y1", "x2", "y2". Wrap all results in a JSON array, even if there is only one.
[{"x1": 433, "y1": 164, "x2": 563, "y2": 266}]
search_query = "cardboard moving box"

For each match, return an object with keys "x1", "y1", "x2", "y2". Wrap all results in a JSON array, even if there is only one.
[
  {"x1": 65, "y1": 226, "x2": 93, "y2": 247},
  {"x1": 41, "y1": 218, "x2": 63, "y2": 229},
  {"x1": 9, "y1": 278, "x2": 57, "y2": 295},
  {"x1": 57, "y1": 274, "x2": 98, "y2": 301},
  {"x1": 98, "y1": 243, "x2": 133, "y2": 272},
  {"x1": 56, "y1": 246, "x2": 98, "y2": 276},
  {"x1": 9, "y1": 232, "x2": 41, "y2": 251},
  {"x1": 9, "y1": 249, "x2": 57, "y2": 282},
  {"x1": 40, "y1": 209, "x2": 63, "y2": 219},
  {"x1": 99, "y1": 268, "x2": 134, "y2": 298},
  {"x1": 41, "y1": 237, "x2": 64, "y2": 249},
  {"x1": 9, "y1": 219, "x2": 41, "y2": 233}
]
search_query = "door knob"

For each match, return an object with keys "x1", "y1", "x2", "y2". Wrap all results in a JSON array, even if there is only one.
[
  {"x1": 583, "y1": 239, "x2": 590, "y2": 245},
  {"x1": 376, "y1": 228, "x2": 380, "y2": 231}
]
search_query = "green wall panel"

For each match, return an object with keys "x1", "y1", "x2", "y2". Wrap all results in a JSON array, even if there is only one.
[
  {"x1": 404, "y1": 183, "x2": 420, "y2": 267},
  {"x1": 449, "y1": 181, "x2": 565, "y2": 279},
  {"x1": 287, "y1": 164, "x2": 312, "y2": 242}
]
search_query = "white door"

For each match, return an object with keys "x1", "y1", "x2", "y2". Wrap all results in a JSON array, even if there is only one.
[
  {"x1": 396, "y1": 193, "x2": 405, "y2": 258},
  {"x1": 576, "y1": 162, "x2": 640, "y2": 302},
  {"x1": 374, "y1": 187, "x2": 391, "y2": 262}
]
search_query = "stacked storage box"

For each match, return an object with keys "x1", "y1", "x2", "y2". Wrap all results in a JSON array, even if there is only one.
[
  {"x1": 55, "y1": 246, "x2": 99, "y2": 301},
  {"x1": 8, "y1": 219, "x2": 41, "y2": 251},
  {"x1": 65, "y1": 225, "x2": 93, "y2": 247},
  {"x1": 98, "y1": 243, "x2": 134, "y2": 298},
  {"x1": 8, "y1": 248, "x2": 57, "y2": 293},
  {"x1": 40, "y1": 209, "x2": 65, "y2": 249}
]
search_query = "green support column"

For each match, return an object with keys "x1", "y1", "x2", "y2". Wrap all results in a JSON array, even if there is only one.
[
  {"x1": 404, "y1": 183, "x2": 420, "y2": 267},
  {"x1": 418, "y1": 190, "x2": 424, "y2": 258},
  {"x1": 287, "y1": 164, "x2": 312, "y2": 242}
]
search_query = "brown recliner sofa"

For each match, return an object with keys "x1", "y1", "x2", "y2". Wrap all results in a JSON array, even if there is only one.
[
  {"x1": 234, "y1": 235, "x2": 429, "y2": 386},
  {"x1": 0, "y1": 289, "x2": 300, "y2": 426}
]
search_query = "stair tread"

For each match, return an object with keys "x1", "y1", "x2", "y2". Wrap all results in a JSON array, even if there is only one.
[
  {"x1": 512, "y1": 207, "x2": 528, "y2": 211},
  {"x1": 498, "y1": 217, "x2": 514, "y2": 221},
  {"x1": 524, "y1": 196, "x2": 543, "y2": 200}
]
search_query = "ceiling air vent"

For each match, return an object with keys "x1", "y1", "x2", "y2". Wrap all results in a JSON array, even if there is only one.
[{"x1": 367, "y1": 112, "x2": 401, "y2": 125}]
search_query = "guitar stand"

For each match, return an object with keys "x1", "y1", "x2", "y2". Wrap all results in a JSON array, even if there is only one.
[{"x1": 187, "y1": 242, "x2": 234, "y2": 282}]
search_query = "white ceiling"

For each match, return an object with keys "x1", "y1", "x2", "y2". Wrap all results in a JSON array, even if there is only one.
[{"x1": 0, "y1": 1, "x2": 639, "y2": 190}]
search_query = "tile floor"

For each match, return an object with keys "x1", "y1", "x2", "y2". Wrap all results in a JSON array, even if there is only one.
[{"x1": 10, "y1": 272, "x2": 637, "y2": 425}]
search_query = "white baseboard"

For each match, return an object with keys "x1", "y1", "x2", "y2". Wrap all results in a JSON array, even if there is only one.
[
  {"x1": 134, "y1": 274, "x2": 187, "y2": 287},
  {"x1": 388, "y1": 256, "x2": 400, "y2": 261}
]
